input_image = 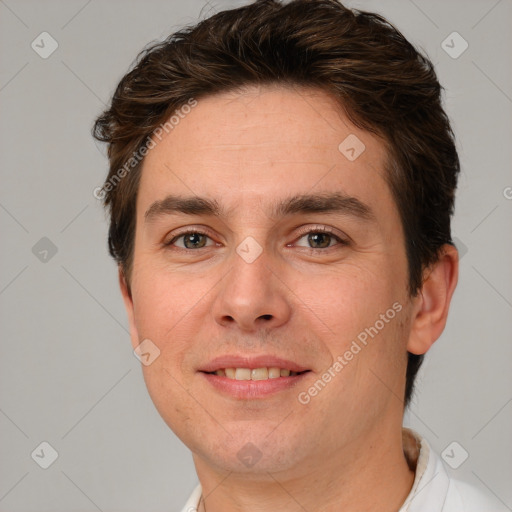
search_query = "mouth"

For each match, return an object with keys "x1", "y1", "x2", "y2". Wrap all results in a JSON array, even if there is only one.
[
  {"x1": 205, "y1": 367, "x2": 307, "y2": 380},
  {"x1": 198, "y1": 356, "x2": 311, "y2": 398}
]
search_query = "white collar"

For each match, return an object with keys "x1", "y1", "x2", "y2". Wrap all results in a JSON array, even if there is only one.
[{"x1": 399, "y1": 428, "x2": 450, "y2": 511}]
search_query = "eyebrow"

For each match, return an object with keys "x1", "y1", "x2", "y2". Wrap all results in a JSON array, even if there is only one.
[{"x1": 144, "y1": 192, "x2": 375, "y2": 223}]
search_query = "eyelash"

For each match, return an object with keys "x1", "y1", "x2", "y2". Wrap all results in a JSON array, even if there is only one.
[
  {"x1": 293, "y1": 225, "x2": 349, "y2": 250},
  {"x1": 164, "y1": 226, "x2": 349, "y2": 252}
]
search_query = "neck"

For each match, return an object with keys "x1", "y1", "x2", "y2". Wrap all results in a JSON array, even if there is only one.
[{"x1": 194, "y1": 426, "x2": 416, "y2": 512}]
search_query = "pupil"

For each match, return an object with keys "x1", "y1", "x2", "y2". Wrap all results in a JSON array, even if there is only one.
[
  {"x1": 309, "y1": 232, "x2": 330, "y2": 248},
  {"x1": 185, "y1": 233, "x2": 205, "y2": 249}
]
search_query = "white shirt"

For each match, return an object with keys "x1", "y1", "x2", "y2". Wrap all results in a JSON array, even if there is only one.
[{"x1": 180, "y1": 429, "x2": 508, "y2": 512}]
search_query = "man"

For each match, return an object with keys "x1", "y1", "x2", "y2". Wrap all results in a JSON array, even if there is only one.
[{"x1": 93, "y1": 1, "x2": 506, "y2": 510}]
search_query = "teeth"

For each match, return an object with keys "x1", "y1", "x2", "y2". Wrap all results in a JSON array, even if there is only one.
[
  {"x1": 214, "y1": 367, "x2": 300, "y2": 380},
  {"x1": 251, "y1": 368, "x2": 268, "y2": 380},
  {"x1": 268, "y1": 367, "x2": 281, "y2": 379},
  {"x1": 235, "y1": 368, "x2": 251, "y2": 381}
]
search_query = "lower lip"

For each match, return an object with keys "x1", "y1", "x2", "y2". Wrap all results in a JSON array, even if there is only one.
[{"x1": 200, "y1": 372, "x2": 310, "y2": 399}]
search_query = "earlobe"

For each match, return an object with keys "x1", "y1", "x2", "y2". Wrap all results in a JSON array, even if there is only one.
[
  {"x1": 119, "y1": 267, "x2": 140, "y2": 351},
  {"x1": 407, "y1": 244, "x2": 459, "y2": 355}
]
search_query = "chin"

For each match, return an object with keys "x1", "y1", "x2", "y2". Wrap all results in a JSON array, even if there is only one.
[{"x1": 185, "y1": 422, "x2": 308, "y2": 476}]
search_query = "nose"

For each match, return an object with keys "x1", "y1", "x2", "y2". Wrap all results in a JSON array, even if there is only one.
[{"x1": 211, "y1": 246, "x2": 292, "y2": 333}]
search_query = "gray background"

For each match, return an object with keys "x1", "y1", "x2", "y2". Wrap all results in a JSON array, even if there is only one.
[{"x1": 0, "y1": 0, "x2": 511, "y2": 510}]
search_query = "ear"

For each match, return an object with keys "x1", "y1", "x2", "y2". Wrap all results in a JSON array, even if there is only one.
[
  {"x1": 407, "y1": 244, "x2": 459, "y2": 355},
  {"x1": 119, "y1": 266, "x2": 140, "y2": 351}
]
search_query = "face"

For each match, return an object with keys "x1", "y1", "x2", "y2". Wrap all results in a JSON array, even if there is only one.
[{"x1": 122, "y1": 85, "x2": 416, "y2": 479}]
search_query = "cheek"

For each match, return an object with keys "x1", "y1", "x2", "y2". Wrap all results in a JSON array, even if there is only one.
[
  {"x1": 288, "y1": 262, "x2": 403, "y2": 346},
  {"x1": 130, "y1": 267, "x2": 210, "y2": 366},
  {"x1": 132, "y1": 259, "x2": 206, "y2": 325},
  {"x1": 129, "y1": 268, "x2": 212, "y2": 433},
  {"x1": 289, "y1": 264, "x2": 408, "y2": 399}
]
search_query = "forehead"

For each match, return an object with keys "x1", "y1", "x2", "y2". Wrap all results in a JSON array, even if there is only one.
[{"x1": 138, "y1": 84, "x2": 393, "y2": 219}]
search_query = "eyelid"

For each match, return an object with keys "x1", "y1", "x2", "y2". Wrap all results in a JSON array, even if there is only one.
[
  {"x1": 291, "y1": 224, "x2": 350, "y2": 247},
  {"x1": 163, "y1": 226, "x2": 218, "y2": 247},
  {"x1": 163, "y1": 224, "x2": 350, "y2": 249}
]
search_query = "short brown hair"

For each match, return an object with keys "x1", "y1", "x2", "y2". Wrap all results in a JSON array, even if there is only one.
[{"x1": 93, "y1": 0, "x2": 460, "y2": 407}]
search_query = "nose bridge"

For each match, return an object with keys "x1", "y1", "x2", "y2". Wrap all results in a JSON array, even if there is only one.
[
  {"x1": 212, "y1": 238, "x2": 291, "y2": 331},
  {"x1": 231, "y1": 241, "x2": 272, "y2": 297}
]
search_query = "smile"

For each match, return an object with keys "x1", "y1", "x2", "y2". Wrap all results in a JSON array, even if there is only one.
[
  {"x1": 198, "y1": 355, "x2": 311, "y2": 398},
  {"x1": 208, "y1": 367, "x2": 304, "y2": 380}
]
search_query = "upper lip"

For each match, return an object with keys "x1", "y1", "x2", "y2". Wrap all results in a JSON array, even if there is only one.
[{"x1": 198, "y1": 355, "x2": 310, "y2": 373}]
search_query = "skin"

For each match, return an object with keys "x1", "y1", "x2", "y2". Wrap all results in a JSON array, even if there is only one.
[{"x1": 120, "y1": 84, "x2": 459, "y2": 512}]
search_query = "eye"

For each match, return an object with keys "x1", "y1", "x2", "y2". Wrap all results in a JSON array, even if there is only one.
[
  {"x1": 164, "y1": 226, "x2": 348, "y2": 252},
  {"x1": 294, "y1": 227, "x2": 348, "y2": 250},
  {"x1": 165, "y1": 230, "x2": 215, "y2": 250}
]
